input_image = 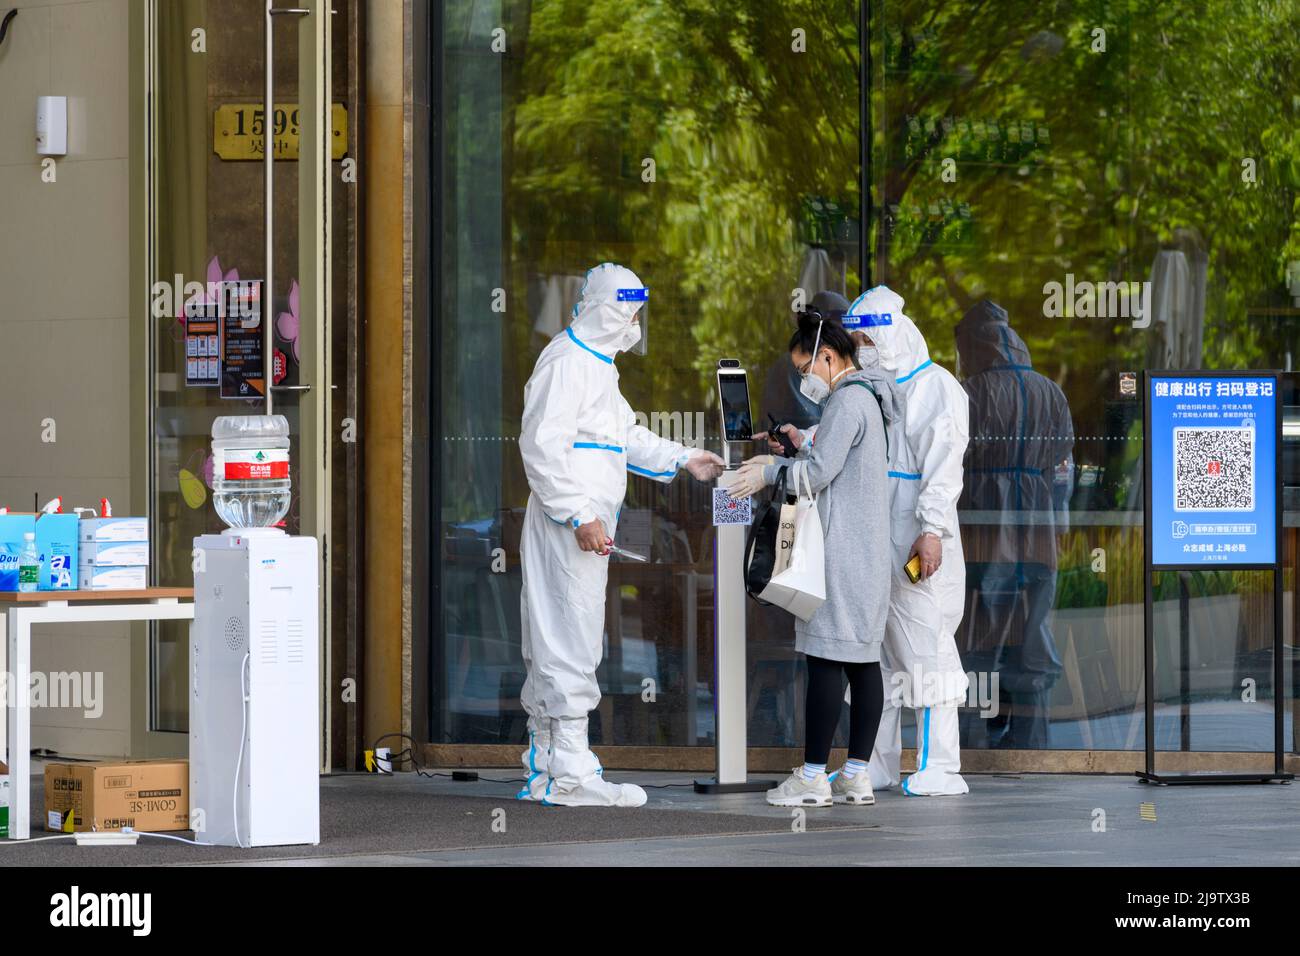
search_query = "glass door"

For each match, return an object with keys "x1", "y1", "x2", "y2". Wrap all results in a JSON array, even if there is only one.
[{"x1": 138, "y1": 0, "x2": 340, "y2": 766}]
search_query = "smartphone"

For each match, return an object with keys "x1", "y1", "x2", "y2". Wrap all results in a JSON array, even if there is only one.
[
  {"x1": 904, "y1": 554, "x2": 923, "y2": 584},
  {"x1": 716, "y1": 362, "x2": 753, "y2": 442}
]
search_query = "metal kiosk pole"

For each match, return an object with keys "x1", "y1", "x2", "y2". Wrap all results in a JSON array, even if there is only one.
[{"x1": 694, "y1": 425, "x2": 774, "y2": 794}]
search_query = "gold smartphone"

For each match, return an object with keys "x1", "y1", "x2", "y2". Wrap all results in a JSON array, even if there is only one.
[{"x1": 904, "y1": 554, "x2": 923, "y2": 584}]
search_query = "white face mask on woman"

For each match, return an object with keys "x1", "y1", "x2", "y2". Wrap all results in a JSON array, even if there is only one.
[
  {"x1": 799, "y1": 361, "x2": 832, "y2": 404},
  {"x1": 856, "y1": 344, "x2": 879, "y2": 369},
  {"x1": 798, "y1": 325, "x2": 850, "y2": 405},
  {"x1": 798, "y1": 321, "x2": 830, "y2": 404}
]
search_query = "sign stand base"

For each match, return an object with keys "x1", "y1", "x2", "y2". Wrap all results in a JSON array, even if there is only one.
[{"x1": 1136, "y1": 771, "x2": 1293, "y2": 786}]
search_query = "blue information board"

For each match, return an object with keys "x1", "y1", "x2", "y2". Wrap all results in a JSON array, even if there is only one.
[{"x1": 1147, "y1": 372, "x2": 1278, "y2": 568}]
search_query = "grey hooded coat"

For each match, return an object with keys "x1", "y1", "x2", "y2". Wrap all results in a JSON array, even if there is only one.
[{"x1": 763, "y1": 369, "x2": 898, "y2": 662}]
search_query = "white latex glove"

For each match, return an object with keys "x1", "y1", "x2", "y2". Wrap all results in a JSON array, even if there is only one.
[
  {"x1": 684, "y1": 450, "x2": 725, "y2": 481},
  {"x1": 728, "y1": 461, "x2": 770, "y2": 499}
]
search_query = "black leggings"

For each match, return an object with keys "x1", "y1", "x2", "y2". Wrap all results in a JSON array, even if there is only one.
[{"x1": 804, "y1": 655, "x2": 884, "y2": 766}]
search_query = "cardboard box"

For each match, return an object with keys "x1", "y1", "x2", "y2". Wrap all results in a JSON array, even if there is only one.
[
  {"x1": 36, "y1": 512, "x2": 78, "y2": 590},
  {"x1": 79, "y1": 517, "x2": 148, "y2": 544},
  {"x1": 78, "y1": 540, "x2": 149, "y2": 567},
  {"x1": 44, "y1": 760, "x2": 189, "y2": 833},
  {"x1": 78, "y1": 566, "x2": 148, "y2": 590}
]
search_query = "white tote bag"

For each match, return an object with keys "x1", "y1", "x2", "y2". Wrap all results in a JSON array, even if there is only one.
[{"x1": 762, "y1": 466, "x2": 826, "y2": 621}]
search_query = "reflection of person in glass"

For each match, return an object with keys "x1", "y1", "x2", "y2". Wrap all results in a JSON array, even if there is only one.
[
  {"x1": 760, "y1": 291, "x2": 851, "y2": 431},
  {"x1": 955, "y1": 300, "x2": 1074, "y2": 749},
  {"x1": 517, "y1": 264, "x2": 724, "y2": 807}
]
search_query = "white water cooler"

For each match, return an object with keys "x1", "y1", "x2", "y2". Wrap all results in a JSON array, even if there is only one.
[{"x1": 190, "y1": 528, "x2": 320, "y2": 847}]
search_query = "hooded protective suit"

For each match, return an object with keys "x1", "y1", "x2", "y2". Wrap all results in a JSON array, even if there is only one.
[
  {"x1": 517, "y1": 263, "x2": 711, "y2": 807},
  {"x1": 955, "y1": 300, "x2": 1073, "y2": 748},
  {"x1": 846, "y1": 286, "x2": 971, "y2": 796}
]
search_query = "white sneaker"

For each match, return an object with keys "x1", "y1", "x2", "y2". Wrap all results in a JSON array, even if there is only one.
[
  {"x1": 830, "y1": 768, "x2": 876, "y2": 805},
  {"x1": 765, "y1": 767, "x2": 832, "y2": 807}
]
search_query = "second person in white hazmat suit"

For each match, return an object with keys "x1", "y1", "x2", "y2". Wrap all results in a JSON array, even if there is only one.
[
  {"x1": 517, "y1": 263, "x2": 724, "y2": 808},
  {"x1": 847, "y1": 286, "x2": 971, "y2": 796}
]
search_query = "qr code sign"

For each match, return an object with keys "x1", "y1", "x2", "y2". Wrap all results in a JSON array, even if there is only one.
[
  {"x1": 712, "y1": 487, "x2": 753, "y2": 526},
  {"x1": 1173, "y1": 426, "x2": 1254, "y2": 512}
]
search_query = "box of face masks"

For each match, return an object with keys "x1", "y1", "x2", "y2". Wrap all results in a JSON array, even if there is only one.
[
  {"x1": 78, "y1": 566, "x2": 148, "y2": 591},
  {"x1": 0, "y1": 514, "x2": 37, "y2": 590},
  {"x1": 36, "y1": 512, "x2": 79, "y2": 590},
  {"x1": 79, "y1": 540, "x2": 150, "y2": 567},
  {"x1": 79, "y1": 516, "x2": 148, "y2": 544}
]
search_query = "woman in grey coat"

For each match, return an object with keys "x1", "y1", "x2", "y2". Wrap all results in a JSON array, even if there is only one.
[{"x1": 732, "y1": 314, "x2": 896, "y2": 807}]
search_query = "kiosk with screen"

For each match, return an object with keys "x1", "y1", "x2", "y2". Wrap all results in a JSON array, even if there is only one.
[
  {"x1": 1140, "y1": 370, "x2": 1292, "y2": 784},
  {"x1": 695, "y1": 359, "x2": 772, "y2": 794}
]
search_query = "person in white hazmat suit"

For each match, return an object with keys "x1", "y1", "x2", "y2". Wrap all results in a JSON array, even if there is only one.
[
  {"x1": 517, "y1": 263, "x2": 724, "y2": 808},
  {"x1": 848, "y1": 286, "x2": 970, "y2": 795},
  {"x1": 763, "y1": 285, "x2": 971, "y2": 795}
]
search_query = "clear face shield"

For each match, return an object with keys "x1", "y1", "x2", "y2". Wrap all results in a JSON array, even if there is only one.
[{"x1": 618, "y1": 286, "x2": 649, "y2": 356}]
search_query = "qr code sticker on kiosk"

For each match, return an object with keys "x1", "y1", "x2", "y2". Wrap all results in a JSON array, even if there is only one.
[
  {"x1": 712, "y1": 487, "x2": 753, "y2": 526},
  {"x1": 1173, "y1": 426, "x2": 1254, "y2": 512}
]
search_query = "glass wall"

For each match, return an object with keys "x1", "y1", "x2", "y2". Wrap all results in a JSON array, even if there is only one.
[
  {"x1": 433, "y1": 0, "x2": 861, "y2": 747},
  {"x1": 151, "y1": 0, "x2": 356, "y2": 736},
  {"x1": 431, "y1": 0, "x2": 1298, "y2": 756},
  {"x1": 874, "y1": 0, "x2": 1298, "y2": 754}
]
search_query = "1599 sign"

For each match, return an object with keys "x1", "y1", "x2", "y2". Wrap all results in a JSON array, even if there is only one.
[{"x1": 213, "y1": 102, "x2": 348, "y2": 161}]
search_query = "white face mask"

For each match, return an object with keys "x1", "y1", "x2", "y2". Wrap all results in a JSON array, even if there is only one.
[
  {"x1": 799, "y1": 365, "x2": 831, "y2": 404},
  {"x1": 798, "y1": 345, "x2": 849, "y2": 406},
  {"x1": 620, "y1": 320, "x2": 642, "y2": 351},
  {"x1": 798, "y1": 321, "x2": 829, "y2": 404},
  {"x1": 857, "y1": 345, "x2": 879, "y2": 369}
]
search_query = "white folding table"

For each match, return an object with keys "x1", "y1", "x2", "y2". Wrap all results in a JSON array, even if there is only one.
[{"x1": 1, "y1": 588, "x2": 194, "y2": 840}]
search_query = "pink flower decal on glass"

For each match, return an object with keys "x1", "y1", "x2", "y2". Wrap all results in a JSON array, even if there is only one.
[{"x1": 277, "y1": 280, "x2": 300, "y2": 364}]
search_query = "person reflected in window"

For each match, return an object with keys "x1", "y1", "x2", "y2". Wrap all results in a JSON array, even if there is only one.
[{"x1": 955, "y1": 299, "x2": 1074, "y2": 749}]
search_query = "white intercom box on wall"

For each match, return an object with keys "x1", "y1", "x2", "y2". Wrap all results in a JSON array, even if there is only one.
[{"x1": 36, "y1": 96, "x2": 67, "y2": 155}]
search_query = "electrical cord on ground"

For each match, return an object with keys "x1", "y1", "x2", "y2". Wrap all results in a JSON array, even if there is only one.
[
  {"x1": 369, "y1": 731, "x2": 525, "y2": 784},
  {"x1": 640, "y1": 782, "x2": 696, "y2": 789},
  {"x1": 133, "y1": 831, "x2": 213, "y2": 846},
  {"x1": 0, "y1": 831, "x2": 212, "y2": 847}
]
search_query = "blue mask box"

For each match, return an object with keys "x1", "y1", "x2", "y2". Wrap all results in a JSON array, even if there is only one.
[
  {"x1": 0, "y1": 514, "x2": 37, "y2": 591},
  {"x1": 36, "y1": 513, "x2": 79, "y2": 590}
]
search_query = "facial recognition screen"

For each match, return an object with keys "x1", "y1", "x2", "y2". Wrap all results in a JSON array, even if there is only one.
[{"x1": 718, "y1": 371, "x2": 753, "y2": 441}]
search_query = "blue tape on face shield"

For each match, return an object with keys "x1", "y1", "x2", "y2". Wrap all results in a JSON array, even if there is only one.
[
  {"x1": 843, "y1": 311, "x2": 893, "y2": 330},
  {"x1": 616, "y1": 288, "x2": 649, "y2": 302}
]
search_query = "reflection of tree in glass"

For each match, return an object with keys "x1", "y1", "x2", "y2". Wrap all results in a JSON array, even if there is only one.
[
  {"x1": 874, "y1": 0, "x2": 1300, "y2": 389},
  {"x1": 508, "y1": 0, "x2": 862, "y2": 402}
]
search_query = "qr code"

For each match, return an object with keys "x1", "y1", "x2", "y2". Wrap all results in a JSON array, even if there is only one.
[
  {"x1": 712, "y1": 487, "x2": 753, "y2": 526},
  {"x1": 1173, "y1": 426, "x2": 1254, "y2": 512}
]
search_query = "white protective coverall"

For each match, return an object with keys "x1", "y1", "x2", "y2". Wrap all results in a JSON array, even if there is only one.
[
  {"x1": 847, "y1": 286, "x2": 971, "y2": 796},
  {"x1": 517, "y1": 263, "x2": 714, "y2": 807}
]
